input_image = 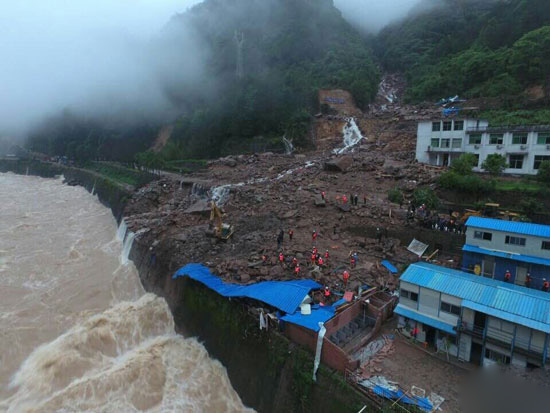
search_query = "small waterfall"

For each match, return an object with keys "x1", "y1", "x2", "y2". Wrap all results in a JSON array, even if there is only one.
[
  {"x1": 282, "y1": 136, "x2": 294, "y2": 155},
  {"x1": 91, "y1": 181, "x2": 96, "y2": 196},
  {"x1": 210, "y1": 185, "x2": 231, "y2": 205},
  {"x1": 116, "y1": 220, "x2": 128, "y2": 242},
  {"x1": 25, "y1": 167, "x2": 29, "y2": 176},
  {"x1": 333, "y1": 118, "x2": 364, "y2": 154},
  {"x1": 120, "y1": 232, "x2": 135, "y2": 265}
]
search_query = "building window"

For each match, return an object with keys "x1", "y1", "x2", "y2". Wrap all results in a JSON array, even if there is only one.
[
  {"x1": 452, "y1": 138, "x2": 462, "y2": 148},
  {"x1": 512, "y1": 133, "x2": 528, "y2": 145},
  {"x1": 441, "y1": 139, "x2": 450, "y2": 148},
  {"x1": 542, "y1": 241, "x2": 550, "y2": 250},
  {"x1": 485, "y1": 349, "x2": 511, "y2": 364},
  {"x1": 489, "y1": 134, "x2": 503, "y2": 145},
  {"x1": 534, "y1": 155, "x2": 550, "y2": 170},
  {"x1": 469, "y1": 134, "x2": 482, "y2": 145},
  {"x1": 474, "y1": 231, "x2": 492, "y2": 241},
  {"x1": 505, "y1": 235, "x2": 526, "y2": 246},
  {"x1": 400, "y1": 289, "x2": 418, "y2": 302},
  {"x1": 508, "y1": 154, "x2": 524, "y2": 169},
  {"x1": 431, "y1": 138, "x2": 440, "y2": 148},
  {"x1": 537, "y1": 133, "x2": 550, "y2": 145},
  {"x1": 454, "y1": 120, "x2": 464, "y2": 131},
  {"x1": 443, "y1": 121, "x2": 452, "y2": 131},
  {"x1": 432, "y1": 122, "x2": 441, "y2": 132},
  {"x1": 440, "y1": 301, "x2": 461, "y2": 316}
]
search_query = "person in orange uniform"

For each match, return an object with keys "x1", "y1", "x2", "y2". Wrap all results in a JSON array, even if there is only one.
[
  {"x1": 279, "y1": 252, "x2": 284, "y2": 265},
  {"x1": 343, "y1": 270, "x2": 350, "y2": 288}
]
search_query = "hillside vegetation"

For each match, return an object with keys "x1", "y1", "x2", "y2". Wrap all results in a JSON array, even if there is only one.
[
  {"x1": 164, "y1": 0, "x2": 379, "y2": 159},
  {"x1": 376, "y1": 0, "x2": 550, "y2": 102}
]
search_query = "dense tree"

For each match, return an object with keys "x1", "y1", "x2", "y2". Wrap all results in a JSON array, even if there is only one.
[
  {"x1": 482, "y1": 154, "x2": 508, "y2": 176},
  {"x1": 537, "y1": 161, "x2": 550, "y2": 184},
  {"x1": 451, "y1": 153, "x2": 477, "y2": 175}
]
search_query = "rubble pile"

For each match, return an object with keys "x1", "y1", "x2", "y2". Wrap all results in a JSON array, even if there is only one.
[{"x1": 123, "y1": 105, "x2": 451, "y2": 294}]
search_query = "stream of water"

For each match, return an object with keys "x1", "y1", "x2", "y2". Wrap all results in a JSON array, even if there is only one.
[{"x1": 0, "y1": 173, "x2": 252, "y2": 412}]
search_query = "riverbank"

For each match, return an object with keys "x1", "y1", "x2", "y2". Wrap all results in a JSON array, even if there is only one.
[{"x1": 2, "y1": 159, "x2": 377, "y2": 412}]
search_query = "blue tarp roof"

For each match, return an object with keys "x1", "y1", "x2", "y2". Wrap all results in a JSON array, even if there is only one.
[
  {"x1": 173, "y1": 264, "x2": 322, "y2": 314},
  {"x1": 465, "y1": 217, "x2": 550, "y2": 238},
  {"x1": 400, "y1": 262, "x2": 550, "y2": 333},
  {"x1": 381, "y1": 260, "x2": 398, "y2": 274},
  {"x1": 463, "y1": 244, "x2": 550, "y2": 267},
  {"x1": 394, "y1": 304, "x2": 457, "y2": 335},
  {"x1": 280, "y1": 300, "x2": 348, "y2": 332},
  {"x1": 372, "y1": 386, "x2": 432, "y2": 412}
]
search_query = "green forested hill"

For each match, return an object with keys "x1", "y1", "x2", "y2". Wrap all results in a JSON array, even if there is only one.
[
  {"x1": 163, "y1": 0, "x2": 379, "y2": 158},
  {"x1": 28, "y1": 0, "x2": 379, "y2": 160},
  {"x1": 376, "y1": 0, "x2": 550, "y2": 102}
]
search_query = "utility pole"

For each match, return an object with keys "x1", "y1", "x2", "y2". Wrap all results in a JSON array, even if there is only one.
[{"x1": 234, "y1": 30, "x2": 244, "y2": 80}]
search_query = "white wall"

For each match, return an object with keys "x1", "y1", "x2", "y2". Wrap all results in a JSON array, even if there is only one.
[
  {"x1": 415, "y1": 119, "x2": 550, "y2": 175},
  {"x1": 465, "y1": 227, "x2": 550, "y2": 259}
]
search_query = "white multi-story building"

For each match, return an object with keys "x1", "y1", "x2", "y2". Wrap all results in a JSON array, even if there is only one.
[{"x1": 415, "y1": 118, "x2": 550, "y2": 175}]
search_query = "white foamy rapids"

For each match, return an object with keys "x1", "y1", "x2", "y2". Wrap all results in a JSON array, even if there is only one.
[
  {"x1": 4, "y1": 294, "x2": 253, "y2": 413},
  {"x1": 282, "y1": 136, "x2": 294, "y2": 155},
  {"x1": 210, "y1": 184, "x2": 232, "y2": 205},
  {"x1": 120, "y1": 231, "x2": 136, "y2": 265},
  {"x1": 116, "y1": 219, "x2": 128, "y2": 242},
  {"x1": 0, "y1": 173, "x2": 253, "y2": 413},
  {"x1": 333, "y1": 118, "x2": 365, "y2": 154}
]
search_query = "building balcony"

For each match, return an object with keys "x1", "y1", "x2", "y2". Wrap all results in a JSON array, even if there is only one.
[{"x1": 456, "y1": 322, "x2": 484, "y2": 339}]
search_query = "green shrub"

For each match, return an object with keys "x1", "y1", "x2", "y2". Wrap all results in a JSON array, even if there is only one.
[
  {"x1": 412, "y1": 187, "x2": 439, "y2": 209},
  {"x1": 388, "y1": 187, "x2": 404, "y2": 205}
]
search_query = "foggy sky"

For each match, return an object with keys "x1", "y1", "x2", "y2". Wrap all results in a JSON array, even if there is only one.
[
  {"x1": 334, "y1": 0, "x2": 422, "y2": 33},
  {"x1": 0, "y1": 0, "x2": 201, "y2": 136},
  {"x1": 0, "y1": 0, "x2": 426, "y2": 137}
]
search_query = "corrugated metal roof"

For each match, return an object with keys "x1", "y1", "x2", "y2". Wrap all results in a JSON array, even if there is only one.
[
  {"x1": 465, "y1": 216, "x2": 550, "y2": 238},
  {"x1": 394, "y1": 304, "x2": 456, "y2": 335},
  {"x1": 400, "y1": 262, "x2": 550, "y2": 333},
  {"x1": 173, "y1": 263, "x2": 321, "y2": 314},
  {"x1": 463, "y1": 244, "x2": 550, "y2": 266}
]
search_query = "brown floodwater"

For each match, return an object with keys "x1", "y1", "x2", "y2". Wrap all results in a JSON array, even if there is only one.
[{"x1": 0, "y1": 173, "x2": 252, "y2": 412}]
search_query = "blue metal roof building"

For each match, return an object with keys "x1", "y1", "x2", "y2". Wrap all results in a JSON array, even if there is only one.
[
  {"x1": 401, "y1": 262, "x2": 550, "y2": 333},
  {"x1": 397, "y1": 262, "x2": 550, "y2": 367},
  {"x1": 465, "y1": 217, "x2": 550, "y2": 238}
]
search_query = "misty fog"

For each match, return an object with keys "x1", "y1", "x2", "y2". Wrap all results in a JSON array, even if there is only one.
[
  {"x1": 334, "y1": 0, "x2": 421, "y2": 33},
  {"x1": 0, "y1": 0, "x2": 426, "y2": 137}
]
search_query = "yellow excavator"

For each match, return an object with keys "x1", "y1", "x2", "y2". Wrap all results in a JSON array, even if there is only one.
[
  {"x1": 207, "y1": 201, "x2": 234, "y2": 240},
  {"x1": 460, "y1": 203, "x2": 521, "y2": 223}
]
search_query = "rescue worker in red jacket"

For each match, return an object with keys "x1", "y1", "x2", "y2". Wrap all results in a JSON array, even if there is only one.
[
  {"x1": 350, "y1": 255, "x2": 357, "y2": 269},
  {"x1": 325, "y1": 250, "x2": 330, "y2": 261},
  {"x1": 312, "y1": 230, "x2": 318, "y2": 242},
  {"x1": 292, "y1": 257, "x2": 298, "y2": 267},
  {"x1": 343, "y1": 270, "x2": 350, "y2": 288},
  {"x1": 324, "y1": 286, "x2": 331, "y2": 299},
  {"x1": 504, "y1": 269, "x2": 511, "y2": 282},
  {"x1": 318, "y1": 257, "x2": 324, "y2": 267},
  {"x1": 288, "y1": 229, "x2": 294, "y2": 241},
  {"x1": 295, "y1": 265, "x2": 301, "y2": 275},
  {"x1": 279, "y1": 252, "x2": 284, "y2": 265},
  {"x1": 321, "y1": 191, "x2": 326, "y2": 200},
  {"x1": 312, "y1": 246, "x2": 318, "y2": 256},
  {"x1": 543, "y1": 279, "x2": 549, "y2": 292}
]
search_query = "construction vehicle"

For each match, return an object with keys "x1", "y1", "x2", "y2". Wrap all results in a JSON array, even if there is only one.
[
  {"x1": 207, "y1": 201, "x2": 234, "y2": 240},
  {"x1": 460, "y1": 203, "x2": 522, "y2": 223}
]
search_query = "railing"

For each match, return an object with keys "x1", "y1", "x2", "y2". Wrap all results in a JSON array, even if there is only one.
[
  {"x1": 467, "y1": 125, "x2": 550, "y2": 133},
  {"x1": 456, "y1": 321, "x2": 485, "y2": 338}
]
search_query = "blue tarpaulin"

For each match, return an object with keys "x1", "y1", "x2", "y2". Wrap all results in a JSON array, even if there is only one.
[
  {"x1": 372, "y1": 386, "x2": 433, "y2": 411},
  {"x1": 381, "y1": 260, "x2": 398, "y2": 274},
  {"x1": 173, "y1": 264, "x2": 322, "y2": 314},
  {"x1": 280, "y1": 300, "x2": 347, "y2": 332}
]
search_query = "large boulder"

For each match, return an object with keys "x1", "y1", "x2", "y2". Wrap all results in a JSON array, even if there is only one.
[{"x1": 324, "y1": 156, "x2": 352, "y2": 172}]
